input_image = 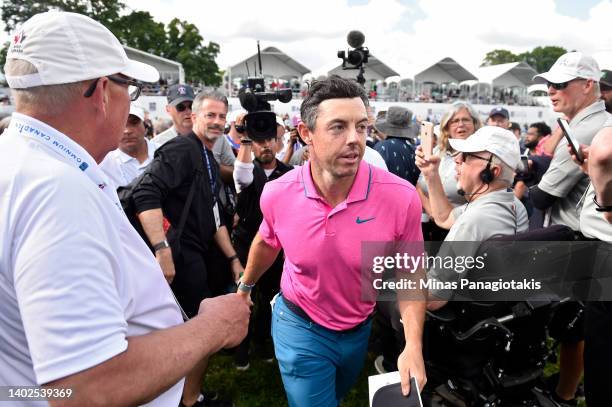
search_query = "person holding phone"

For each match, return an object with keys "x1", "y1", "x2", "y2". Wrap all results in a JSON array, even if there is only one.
[
  {"x1": 529, "y1": 51, "x2": 611, "y2": 406},
  {"x1": 416, "y1": 102, "x2": 481, "y2": 239}
]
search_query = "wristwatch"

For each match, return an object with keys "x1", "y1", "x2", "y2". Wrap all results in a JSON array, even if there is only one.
[
  {"x1": 238, "y1": 280, "x2": 256, "y2": 293},
  {"x1": 152, "y1": 239, "x2": 170, "y2": 251}
]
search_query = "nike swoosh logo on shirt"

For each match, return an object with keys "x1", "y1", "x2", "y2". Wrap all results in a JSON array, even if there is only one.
[{"x1": 356, "y1": 216, "x2": 375, "y2": 224}]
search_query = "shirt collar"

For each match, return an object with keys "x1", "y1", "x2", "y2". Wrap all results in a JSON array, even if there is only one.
[
  {"x1": 300, "y1": 160, "x2": 372, "y2": 203},
  {"x1": 570, "y1": 100, "x2": 606, "y2": 127}
]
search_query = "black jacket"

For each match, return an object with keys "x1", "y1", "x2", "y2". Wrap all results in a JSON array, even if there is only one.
[
  {"x1": 133, "y1": 133, "x2": 223, "y2": 253},
  {"x1": 232, "y1": 159, "x2": 292, "y2": 249}
]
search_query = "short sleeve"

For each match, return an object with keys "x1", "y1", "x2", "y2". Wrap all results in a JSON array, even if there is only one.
[
  {"x1": 398, "y1": 189, "x2": 424, "y2": 242},
  {"x1": 538, "y1": 140, "x2": 586, "y2": 198},
  {"x1": 13, "y1": 174, "x2": 128, "y2": 384},
  {"x1": 257, "y1": 184, "x2": 282, "y2": 249}
]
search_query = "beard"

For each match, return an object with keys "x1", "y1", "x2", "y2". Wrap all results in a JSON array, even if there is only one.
[
  {"x1": 256, "y1": 150, "x2": 275, "y2": 164},
  {"x1": 524, "y1": 139, "x2": 539, "y2": 149}
]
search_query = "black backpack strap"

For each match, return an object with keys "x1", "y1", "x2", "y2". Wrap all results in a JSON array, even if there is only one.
[{"x1": 173, "y1": 136, "x2": 206, "y2": 241}]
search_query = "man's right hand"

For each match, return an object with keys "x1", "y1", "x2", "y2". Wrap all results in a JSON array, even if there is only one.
[
  {"x1": 198, "y1": 293, "x2": 251, "y2": 349},
  {"x1": 415, "y1": 145, "x2": 441, "y2": 180},
  {"x1": 155, "y1": 248, "x2": 175, "y2": 284}
]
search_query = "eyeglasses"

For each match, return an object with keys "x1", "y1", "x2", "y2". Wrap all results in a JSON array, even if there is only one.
[
  {"x1": 83, "y1": 75, "x2": 143, "y2": 101},
  {"x1": 175, "y1": 102, "x2": 193, "y2": 112},
  {"x1": 453, "y1": 151, "x2": 491, "y2": 163},
  {"x1": 449, "y1": 117, "x2": 473, "y2": 126}
]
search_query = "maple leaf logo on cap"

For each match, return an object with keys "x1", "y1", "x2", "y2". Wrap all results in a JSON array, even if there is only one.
[{"x1": 13, "y1": 31, "x2": 26, "y2": 45}]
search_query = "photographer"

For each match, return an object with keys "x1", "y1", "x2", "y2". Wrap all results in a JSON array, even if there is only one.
[{"x1": 231, "y1": 114, "x2": 293, "y2": 370}]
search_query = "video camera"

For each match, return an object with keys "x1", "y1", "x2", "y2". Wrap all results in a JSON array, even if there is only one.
[
  {"x1": 337, "y1": 30, "x2": 370, "y2": 86},
  {"x1": 237, "y1": 42, "x2": 292, "y2": 141}
]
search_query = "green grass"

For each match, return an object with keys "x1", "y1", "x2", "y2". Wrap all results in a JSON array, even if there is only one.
[
  {"x1": 203, "y1": 351, "x2": 375, "y2": 407},
  {"x1": 203, "y1": 344, "x2": 585, "y2": 407}
]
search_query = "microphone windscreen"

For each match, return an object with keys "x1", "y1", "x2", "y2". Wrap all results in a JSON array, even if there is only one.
[{"x1": 347, "y1": 30, "x2": 365, "y2": 48}]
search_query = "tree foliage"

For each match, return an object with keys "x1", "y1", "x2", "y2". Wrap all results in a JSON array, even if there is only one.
[
  {"x1": 481, "y1": 49, "x2": 520, "y2": 66},
  {"x1": 481, "y1": 46, "x2": 568, "y2": 74},
  {"x1": 1, "y1": 0, "x2": 221, "y2": 85}
]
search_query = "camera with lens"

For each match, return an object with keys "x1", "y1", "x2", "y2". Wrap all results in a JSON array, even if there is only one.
[{"x1": 237, "y1": 77, "x2": 292, "y2": 141}]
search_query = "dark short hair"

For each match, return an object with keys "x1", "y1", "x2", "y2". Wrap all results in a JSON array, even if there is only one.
[
  {"x1": 529, "y1": 122, "x2": 552, "y2": 137},
  {"x1": 510, "y1": 122, "x2": 521, "y2": 132},
  {"x1": 300, "y1": 75, "x2": 368, "y2": 131}
]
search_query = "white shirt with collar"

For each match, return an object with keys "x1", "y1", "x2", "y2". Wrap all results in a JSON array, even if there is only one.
[
  {"x1": 0, "y1": 113, "x2": 183, "y2": 406},
  {"x1": 99, "y1": 138, "x2": 157, "y2": 188}
]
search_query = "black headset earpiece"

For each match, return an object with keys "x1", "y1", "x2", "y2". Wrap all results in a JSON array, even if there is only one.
[{"x1": 479, "y1": 156, "x2": 494, "y2": 184}]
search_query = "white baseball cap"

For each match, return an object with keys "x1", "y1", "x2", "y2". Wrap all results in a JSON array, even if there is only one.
[
  {"x1": 449, "y1": 126, "x2": 520, "y2": 170},
  {"x1": 5, "y1": 11, "x2": 159, "y2": 89},
  {"x1": 533, "y1": 52, "x2": 602, "y2": 84},
  {"x1": 129, "y1": 104, "x2": 145, "y2": 121}
]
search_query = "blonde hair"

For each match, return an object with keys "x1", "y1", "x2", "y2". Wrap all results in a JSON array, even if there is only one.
[
  {"x1": 438, "y1": 101, "x2": 481, "y2": 155},
  {"x1": 4, "y1": 59, "x2": 86, "y2": 115}
]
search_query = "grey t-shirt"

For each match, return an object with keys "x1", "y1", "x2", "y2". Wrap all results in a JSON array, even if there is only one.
[
  {"x1": 539, "y1": 101, "x2": 611, "y2": 230},
  {"x1": 418, "y1": 147, "x2": 466, "y2": 208},
  {"x1": 428, "y1": 189, "x2": 529, "y2": 298}
]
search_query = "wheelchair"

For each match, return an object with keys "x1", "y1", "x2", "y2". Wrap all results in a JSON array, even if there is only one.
[{"x1": 422, "y1": 299, "x2": 574, "y2": 407}]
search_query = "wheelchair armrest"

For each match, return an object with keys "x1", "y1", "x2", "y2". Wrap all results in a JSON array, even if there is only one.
[{"x1": 426, "y1": 307, "x2": 456, "y2": 322}]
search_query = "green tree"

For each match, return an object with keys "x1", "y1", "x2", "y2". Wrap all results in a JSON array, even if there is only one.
[
  {"x1": 1, "y1": 0, "x2": 222, "y2": 85},
  {"x1": 164, "y1": 18, "x2": 221, "y2": 86},
  {"x1": 114, "y1": 11, "x2": 166, "y2": 55},
  {"x1": 518, "y1": 46, "x2": 567, "y2": 73},
  {"x1": 480, "y1": 49, "x2": 520, "y2": 66},
  {"x1": 0, "y1": 42, "x2": 8, "y2": 71}
]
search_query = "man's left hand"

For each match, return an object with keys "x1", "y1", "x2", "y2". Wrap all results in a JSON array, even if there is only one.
[{"x1": 397, "y1": 345, "x2": 426, "y2": 396}]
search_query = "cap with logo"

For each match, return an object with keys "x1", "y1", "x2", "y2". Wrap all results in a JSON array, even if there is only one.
[
  {"x1": 4, "y1": 11, "x2": 159, "y2": 89},
  {"x1": 533, "y1": 52, "x2": 602, "y2": 84},
  {"x1": 129, "y1": 104, "x2": 145, "y2": 121},
  {"x1": 374, "y1": 106, "x2": 417, "y2": 138},
  {"x1": 488, "y1": 106, "x2": 509, "y2": 120},
  {"x1": 449, "y1": 125, "x2": 520, "y2": 170},
  {"x1": 167, "y1": 84, "x2": 194, "y2": 107}
]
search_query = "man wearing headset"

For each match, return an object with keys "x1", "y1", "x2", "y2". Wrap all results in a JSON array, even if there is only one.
[{"x1": 415, "y1": 126, "x2": 529, "y2": 309}]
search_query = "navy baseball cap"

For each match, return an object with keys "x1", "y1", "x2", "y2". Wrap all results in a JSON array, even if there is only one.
[
  {"x1": 488, "y1": 106, "x2": 509, "y2": 120},
  {"x1": 167, "y1": 84, "x2": 194, "y2": 106}
]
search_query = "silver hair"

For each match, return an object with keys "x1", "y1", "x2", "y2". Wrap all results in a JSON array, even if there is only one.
[
  {"x1": 491, "y1": 155, "x2": 515, "y2": 186},
  {"x1": 4, "y1": 59, "x2": 87, "y2": 115},
  {"x1": 192, "y1": 90, "x2": 228, "y2": 114}
]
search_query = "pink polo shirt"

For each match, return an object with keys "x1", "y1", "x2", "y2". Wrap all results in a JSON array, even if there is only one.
[{"x1": 259, "y1": 160, "x2": 423, "y2": 331}]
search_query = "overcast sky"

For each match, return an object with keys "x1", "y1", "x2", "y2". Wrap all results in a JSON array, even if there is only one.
[{"x1": 4, "y1": 0, "x2": 612, "y2": 77}]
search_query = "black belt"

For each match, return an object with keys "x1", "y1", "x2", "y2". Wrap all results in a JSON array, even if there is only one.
[{"x1": 281, "y1": 295, "x2": 372, "y2": 334}]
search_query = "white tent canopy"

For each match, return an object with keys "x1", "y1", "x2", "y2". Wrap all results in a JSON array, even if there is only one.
[
  {"x1": 123, "y1": 46, "x2": 184, "y2": 84},
  {"x1": 475, "y1": 61, "x2": 538, "y2": 88},
  {"x1": 228, "y1": 46, "x2": 310, "y2": 80},
  {"x1": 328, "y1": 54, "x2": 400, "y2": 82},
  {"x1": 414, "y1": 57, "x2": 477, "y2": 85}
]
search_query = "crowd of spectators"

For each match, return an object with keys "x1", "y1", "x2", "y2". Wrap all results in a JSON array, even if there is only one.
[{"x1": 1, "y1": 11, "x2": 612, "y2": 407}]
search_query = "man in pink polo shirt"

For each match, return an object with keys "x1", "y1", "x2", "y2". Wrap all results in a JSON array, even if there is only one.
[{"x1": 238, "y1": 75, "x2": 426, "y2": 406}]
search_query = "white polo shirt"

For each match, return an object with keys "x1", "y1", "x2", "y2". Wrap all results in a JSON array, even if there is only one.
[
  {"x1": 99, "y1": 138, "x2": 157, "y2": 187},
  {"x1": 0, "y1": 113, "x2": 183, "y2": 406}
]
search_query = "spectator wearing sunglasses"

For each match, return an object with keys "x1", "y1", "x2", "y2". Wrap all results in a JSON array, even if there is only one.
[
  {"x1": 531, "y1": 53, "x2": 610, "y2": 232},
  {"x1": 416, "y1": 126, "x2": 528, "y2": 309},
  {"x1": 152, "y1": 83, "x2": 195, "y2": 146},
  {"x1": 530, "y1": 52, "x2": 612, "y2": 406}
]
